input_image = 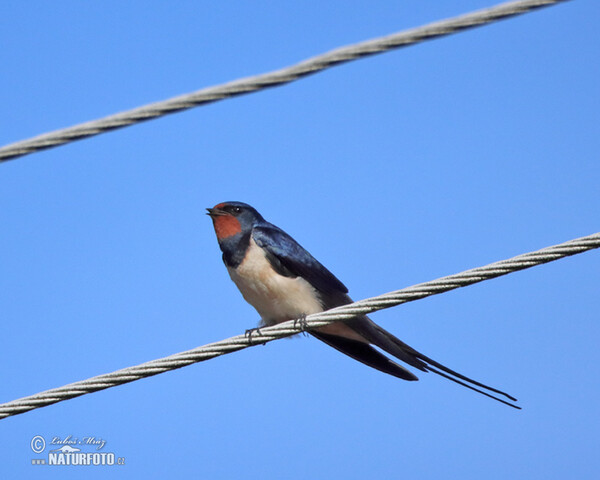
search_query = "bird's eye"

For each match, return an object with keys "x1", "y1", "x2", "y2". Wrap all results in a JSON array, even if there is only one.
[{"x1": 231, "y1": 206, "x2": 242, "y2": 214}]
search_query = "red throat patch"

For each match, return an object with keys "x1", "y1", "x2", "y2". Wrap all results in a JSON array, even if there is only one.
[{"x1": 212, "y1": 215, "x2": 242, "y2": 240}]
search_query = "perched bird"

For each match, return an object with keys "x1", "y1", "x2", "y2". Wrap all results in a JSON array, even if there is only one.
[{"x1": 207, "y1": 201, "x2": 519, "y2": 409}]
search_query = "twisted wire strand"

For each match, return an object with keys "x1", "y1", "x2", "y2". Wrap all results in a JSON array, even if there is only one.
[
  {"x1": 0, "y1": 0, "x2": 570, "y2": 163},
  {"x1": 1, "y1": 232, "x2": 597, "y2": 419}
]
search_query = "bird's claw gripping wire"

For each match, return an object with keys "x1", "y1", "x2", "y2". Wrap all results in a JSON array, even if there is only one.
[
  {"x1": 294, "y1": 314, "x2": 310, "y2": 337},
  {"x1": 245, "y1": 327, "x2": 265, "y2": 344}
]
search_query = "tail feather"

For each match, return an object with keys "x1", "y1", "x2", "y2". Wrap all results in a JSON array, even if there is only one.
[
  {"x1": 310, "y1": 331, "x2": 418, "y2": 381},
  {"x1": 368, "y1": 321, "x2": 517, "y2": 400},
  {"x1": 345, "y1": 317, "x2": 520, "y2": 409},
  {"x1": 426, "y1": 365, "x2": 521, "y2": 409}
]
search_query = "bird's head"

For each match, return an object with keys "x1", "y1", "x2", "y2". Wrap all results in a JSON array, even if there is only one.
[{"x1": 206, "y1": 201, "x2": 264, "y2": 242}]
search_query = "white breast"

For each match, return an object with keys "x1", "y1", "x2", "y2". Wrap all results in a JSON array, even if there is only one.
[{"x1": 227, "y1": 237, "x2": 324, "y2": 325}]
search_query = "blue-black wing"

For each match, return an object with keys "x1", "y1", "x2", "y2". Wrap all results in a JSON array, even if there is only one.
[{"x1": 252, "y1": 224, "x2": 348, "y2": 299}]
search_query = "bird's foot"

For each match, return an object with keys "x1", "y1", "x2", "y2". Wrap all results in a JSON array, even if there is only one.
[
  {"x1": 294, "y1": 314, "x2": 310, "y2": 337},
  {"x1": 245, "y1": 327, "x2": 264, "y2": 344}
]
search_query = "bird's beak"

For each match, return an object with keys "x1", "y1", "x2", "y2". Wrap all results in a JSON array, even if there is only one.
[{"x1": 206, "y1": 207, "x2": 227, "y2": 217}]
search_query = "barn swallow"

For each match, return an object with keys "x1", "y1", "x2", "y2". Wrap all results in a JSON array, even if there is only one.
[{"x1": 207, "y1": 201, "x2": 519, "y2": 409}]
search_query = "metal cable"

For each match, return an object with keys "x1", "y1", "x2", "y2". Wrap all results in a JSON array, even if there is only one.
[
  {"x1": 0, "y1": 232, "x2": 597, "y2": 420},
  {"x1": 0, "y1": 0, "x2": 570, "y2": 163}
]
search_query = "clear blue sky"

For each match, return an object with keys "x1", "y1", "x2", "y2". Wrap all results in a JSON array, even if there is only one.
[{"x1": 1, "y1": 1, "x2": 598, "y2": 478}]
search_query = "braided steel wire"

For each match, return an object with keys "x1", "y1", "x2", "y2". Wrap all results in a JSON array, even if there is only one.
[
  {"x1": 0, "y1": 231, "x2": 597, "y2": 420},
  {"x1": 0, "y1": 0, "x2": 570, "y2": 163}
]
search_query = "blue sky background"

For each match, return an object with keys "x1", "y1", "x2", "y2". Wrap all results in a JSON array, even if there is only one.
[{"x1": 1, "y1": 1, "x2": 598, "y2": 478}]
